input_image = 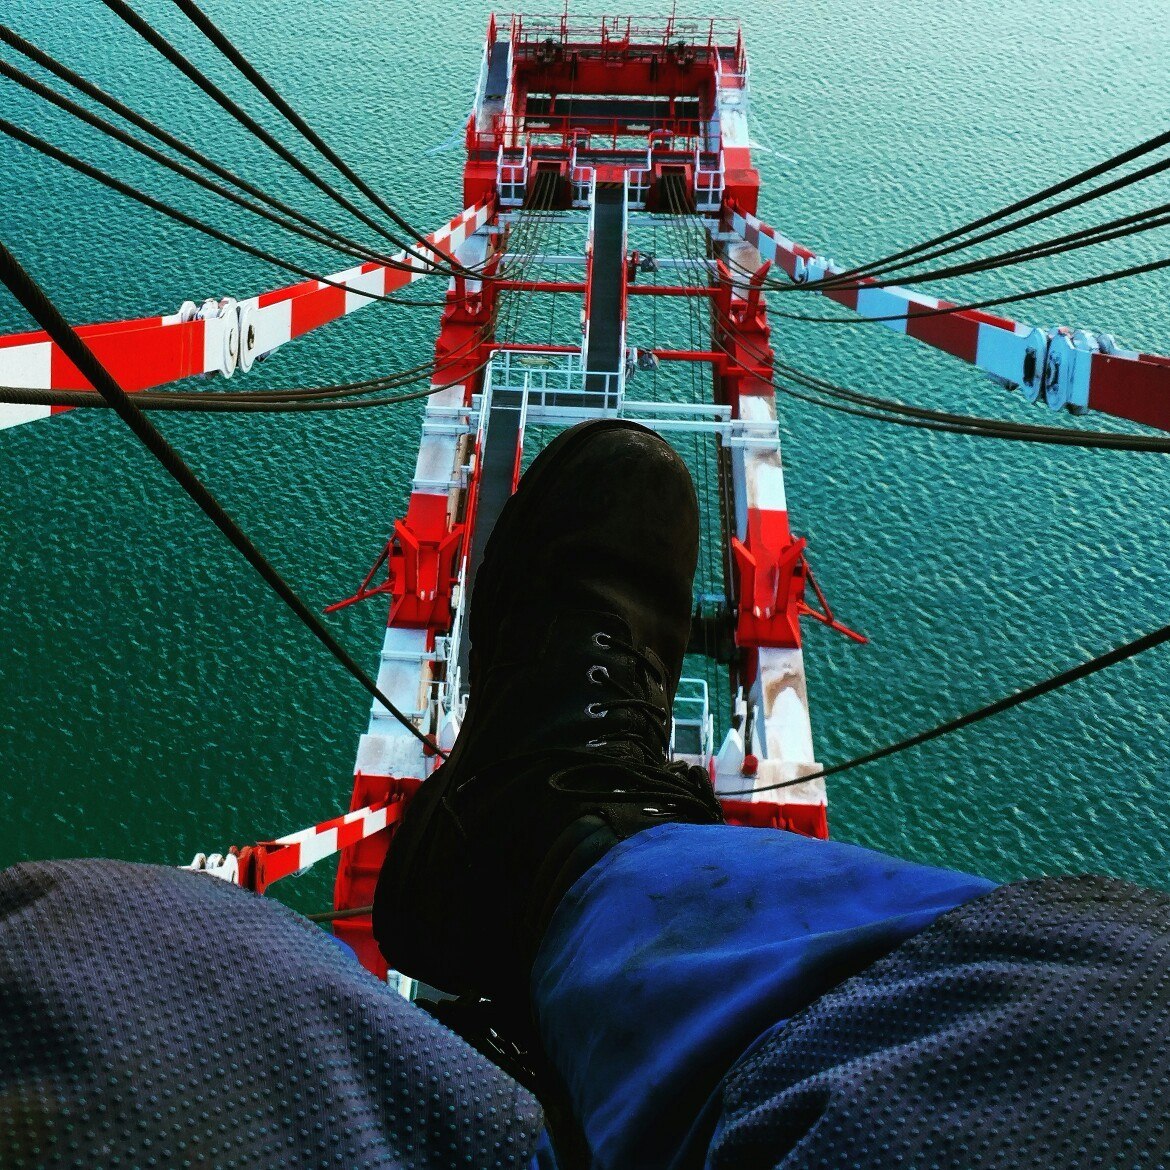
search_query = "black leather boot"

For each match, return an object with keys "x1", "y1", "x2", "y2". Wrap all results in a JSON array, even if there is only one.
[{"x1": 373, "y1": 420, "x2": 725, "y2": 1003}]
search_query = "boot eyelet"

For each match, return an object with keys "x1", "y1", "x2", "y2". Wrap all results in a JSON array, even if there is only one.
[
  {"x1": 585, "y1": 702, "x2": 608, "y2": 718},
  {"x1": 592, "y1": 631, "x2": 612, "y2": 650},
  {"x1": 586, "y1": 665, "x2": 610, "y2": 685}
]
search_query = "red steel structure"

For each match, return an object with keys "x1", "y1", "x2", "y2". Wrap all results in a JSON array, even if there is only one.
[{"x1": 4, "y1": 14, "x2": 1169, "y2": 983}]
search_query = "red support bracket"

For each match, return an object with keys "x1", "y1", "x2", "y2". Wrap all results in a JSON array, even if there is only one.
[
  {"x1": 325, "y1": 517, "x2": 466, "y2": 631},
  {"x1": 800, "y1": 561, "x2": 868, "y2": 645},
  {"x1": 732, "y1": 530, "x2": 807, "y2": 647},
  {"x1": 732, "y1": 516, "x2": 867, "y2": 648},
  {"x1": 720, "y1": 797, "x2": 828, "y2": 839},
  {"x1": 742, "y1": 259, "x2": 772, "y2": 317},
  {"x1": 324, "y1": 542, "x2": 394, "y2": 614}
]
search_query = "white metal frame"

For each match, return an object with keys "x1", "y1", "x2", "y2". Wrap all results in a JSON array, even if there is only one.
[
  {"x1": 497, "y1": 143, "x2": 529, "y2": 207},
  {"x1": 670, "y1": 676, "x2": 716, "y2": 765}
]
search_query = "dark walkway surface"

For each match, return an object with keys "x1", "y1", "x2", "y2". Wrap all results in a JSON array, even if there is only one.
[
  {"x1": 525, "y1": 96, "x2": 700, "y2": 124},
  {"x1": 457, "y1": 390, "x2": 520, "y2": 682},
  {"x1": 584, "y1": 183, "x2": 626, "y2": 402},
  {"x1": 485, "y1": 41, "x2": 510, "y2": 101},
  {"x1": 457, "y1": 183, "x2": 626, "y2": 686}
]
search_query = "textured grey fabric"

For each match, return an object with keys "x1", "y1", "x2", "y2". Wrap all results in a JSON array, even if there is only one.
[
  {"x1": 709, "y1": 876, "x2": 1170, "y2": 1169},
  {"x1": 0, "y1": 859, "x2": 542, "y2": 1169}
]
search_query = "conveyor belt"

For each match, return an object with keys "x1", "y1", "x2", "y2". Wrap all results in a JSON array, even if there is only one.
[
  {"x1": 485, "y1": 42, "x2": 510, "y2": 101},
  {"x1": 457, "y1": 183, "x2": 626, "y2": 683},
  {"x1": 584, "y1": 183, "x2": 626, "y2": 402}
]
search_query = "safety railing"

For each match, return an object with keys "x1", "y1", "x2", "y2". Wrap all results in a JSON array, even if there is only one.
[
  {"x1": 582, "y1": 172, "x2": 598, "y2": 364},
  {"x1": 509, "y1": 14, "x2": 742, "y2": 51},
  {"x1": 713, "y1": 28, "x2": 749, "y2": 87},
  {"x1": 618, "y1": 172, "x2": 630, "y2": 376},
  {"x1": 670, "y1": 676, "x2": 715, "y2": 764},
  {"x1": 694, "y1": 147, "x2": 725, "y2": 213},
  {"x1": 613, "y1": 397, "x2": 781, "y2": 449},
  {"x1": 473, "y1": 114, "x2": 707, "y2": 155},
  {"x1": 512, "y1": 373, "x2": 531, "y2": 492},
  {"x1": 433, "y1": 555, "x2": 470, "y2": 730},
  {"x1": 628, "y1": 164, "x2": 651, "y2": 209},
  {"x1": 432, "y1": 377, "x2": 495, "y2": 723},
  {"x1": 570, "y1": 148, "x2": 593, "y2": 207},
  {"x1": 487, "y1": 349, "x2": 624, "y2": 419},
  {"x1": 497, "y1": 144, "x2": 529, "y2": 207},
  {"x1": 472, "y1": 16, "x2": 495, "y2": 116}
]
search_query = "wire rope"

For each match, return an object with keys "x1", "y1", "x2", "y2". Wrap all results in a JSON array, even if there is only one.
[
  {"x1": 0, "y1": 23, "x2": 482, "y2": 296},
  {"x1": 97, "y1": 0, "x2": 474, "y2": 279},
  {"x1": 0, "y1": 235, "x2": 446, "y2": 757},
  {"x1": 792, "y1": 128, "x2": 1170, "y2": 292}
]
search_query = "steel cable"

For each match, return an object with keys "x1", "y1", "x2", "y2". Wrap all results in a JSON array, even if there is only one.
[
  {"x1": 168, "y1": 0, "x2": 479, "y2": 280},
  {"x1": 791, "y1": 127, "x2": 1170, "y2": 292},
  {"x1": 0, "y1": 117, "x2": 469, "y2": 310},
  {"x1": 0, "y1": 180, "x2": 561, "y2": 412},
  {"x1": 709, "y1": 214, "x2": 1170, "y2": 790},
  {"x1": 723, "y1": 194, "x2": 1170, "y2": 298},
  {"x1": 704, "y1": 282, "x2": 1170, "y2": 452},
  {"x1": 690, "y1": 200, "x2": 1170, "y2": 328},
  {"x1": 720, "y1": 615, "x2": 1170, "y2": 796},
  {"x1": 0, "y1": 58, "x2": 471, "y2": 303},
  {"x1": 689, "y1": 260, "x2": 1170, "y2": 452},
  {"x1": 32, "y1": 318, "x2": 491, "y2": 408},
  {"x1": 97, "y1": 0, "x2": 473, "y2": 279},
  {"x1": 660, "y1": 187, "x2": 1170, "y2": 795},
  {"x1": 0, "y1": 25, "x2": 459, "y2": 286},
  {"x1": 777, "y1": 377, "x2": 1170, "y2": 452},
  {"x1": 0, "y1": 236, "x2": 447, "y2": 757}
]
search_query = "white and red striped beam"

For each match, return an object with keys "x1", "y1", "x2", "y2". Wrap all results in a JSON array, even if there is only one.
[
  {"x1": 254, "y1": 800, "x2": 404, "y2": 889},
  {"x1": 722, "y1": 200, "x2": 1170, "y2": 431},
  {"x1": 0, "y1": 198, "x2": 495, "y2": 432}
]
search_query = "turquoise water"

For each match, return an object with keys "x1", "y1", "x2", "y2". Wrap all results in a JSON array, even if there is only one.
[{"x1": 2, "y1": 0, "x2": 1169, "y2": 913}]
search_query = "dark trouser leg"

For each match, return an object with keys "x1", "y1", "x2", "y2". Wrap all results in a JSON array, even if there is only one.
[{"x1": 531, "y1": 823, "x2": 995, "y2": 1169}]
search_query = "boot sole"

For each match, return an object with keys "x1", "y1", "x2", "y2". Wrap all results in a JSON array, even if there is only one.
[{"x1": 378, "y1": 419, "x2": 660, "y2": 990}]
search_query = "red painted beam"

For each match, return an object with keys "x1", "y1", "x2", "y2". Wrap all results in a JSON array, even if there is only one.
[
  {"x1": 628, "y1": 285, "x2": 717, "y2": 297},
  {"x1": 493, "y1": 342, "x2": 580, "y2": 354},
  {"x1": 495, "y1": 280, "x2": 588, "y2": 293},
  {"x1": 653, "y1": 348, "x2": 723, "y2": 363}
]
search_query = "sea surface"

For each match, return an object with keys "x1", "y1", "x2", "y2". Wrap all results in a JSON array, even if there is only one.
[{"x1": 2, "y1": 0, "x2": 1169, "y2": 914}]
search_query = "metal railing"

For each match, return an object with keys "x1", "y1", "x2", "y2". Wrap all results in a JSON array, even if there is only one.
[
  {"x1": 670, "y1": 676, "x2": 715, "y2": 763},
  {"x1": 509, "y1": 14, "x2": 742, "y2": 51},
  {"x1": 713, "y1": 30, "x2": 750, "y2": 87},
  {"x1": 618, "y1": 173, "x2": 630, "y2": 373},
  {"x1": 432, "y1": 377, "x2": 496, "y2": 723},
  {"x1": 497, "y1": 143, "x2": 529, "y2": 206},
  {"x1": 474, "y1": 115, "x2": 708, "y2": 155},
  {"x1": 433, "y1": 555, "x2": 470, "y2": 726},
  {"x1": 694, "y1": 146, "x2": 725, "y2": 212},
  {"x1": 571, "y1": 150, "x2": 593, "y2": 207},
  {"x1": 582, "y1": 172, "x2": 598, "y2": 367},
  {"x1": 472, "y1": 14, "x2": 498, "y2": 116},
  {"x1": 488, "y1": 349, "x2": 623, "y2": 418}
]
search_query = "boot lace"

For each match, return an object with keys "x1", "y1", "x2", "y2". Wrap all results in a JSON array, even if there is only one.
[
  {"x1": 548, "y1": 756, "x2": 720, "y2": 823},
  {"x1": 579, "y1": 629, "x2": 672, "y2": 765},
  {"x1": 559, "y1": 629, "x2": 722, "y2": 823}
]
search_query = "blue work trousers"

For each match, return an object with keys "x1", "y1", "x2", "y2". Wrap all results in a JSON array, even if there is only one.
[{"x1": 531, "y1": 824, "x2": 995, "y2": 1169}]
